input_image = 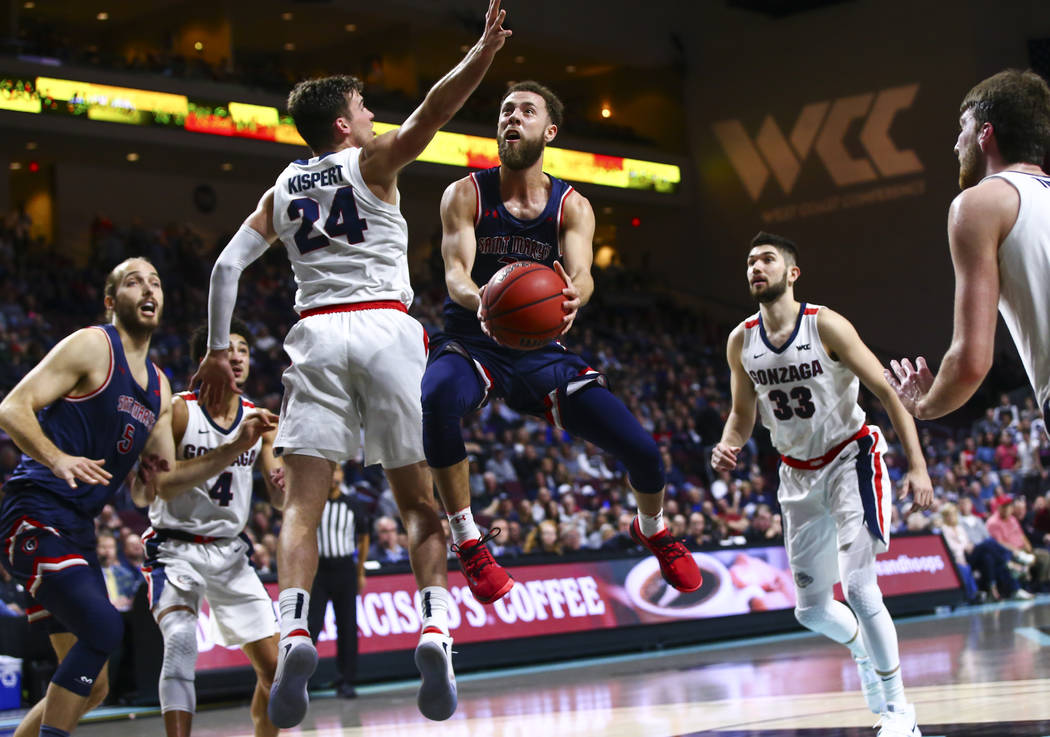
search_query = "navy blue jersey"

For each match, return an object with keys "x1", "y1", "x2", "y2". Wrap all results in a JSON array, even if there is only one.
[
  {"x1": 441, "y1": 167, "x2": 575, "y2": 339},
  {"x1": 4, "y1": 324, "x2": 162, "y2": 521}
]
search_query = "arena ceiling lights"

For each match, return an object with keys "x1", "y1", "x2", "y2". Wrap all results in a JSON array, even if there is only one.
[{"x1": 0, "y1": 74, "x2": 681, "y2": 194}]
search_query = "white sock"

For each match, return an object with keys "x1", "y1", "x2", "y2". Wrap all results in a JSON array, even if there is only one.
[
  {"x1": 420, "y1": 586, "x2": 450, "y2": 636},
  {"x1": 880, "y1": 665, "x2": 906, "y2": 709},
  {"x1": 278, "y1": 588, "x2": 311, "y2": 639},
  {"x1": 638, "y1": 509, "x2": 665, "y2": 537},
  {"x1": 448, "y1": 507, "x2": 481, "y2": 545},
  {"x1": 844, "y1": 627, "x2": 868, "y2": 659}
]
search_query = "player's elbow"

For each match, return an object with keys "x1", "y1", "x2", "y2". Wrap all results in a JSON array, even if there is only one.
[{"x1": 957, "y1": 349, "x2": 992, "y2": 387}]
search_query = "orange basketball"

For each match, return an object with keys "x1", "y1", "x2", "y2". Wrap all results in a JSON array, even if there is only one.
[{"x1": 481, "y1": 261, "x2": 567, "y2": 350}]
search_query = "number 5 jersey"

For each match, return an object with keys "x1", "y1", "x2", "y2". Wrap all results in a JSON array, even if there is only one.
[
  {"x1": 147, "y1": 392, "x2": 262, "y2": 539},
  {"x1": 741, "y1": 303, "x2": 866, "y2": 463}
]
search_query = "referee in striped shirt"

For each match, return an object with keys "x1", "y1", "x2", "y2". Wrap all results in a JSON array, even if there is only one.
[{"x1": 307, "y1": 464, "x2": 372, "y2": 698}]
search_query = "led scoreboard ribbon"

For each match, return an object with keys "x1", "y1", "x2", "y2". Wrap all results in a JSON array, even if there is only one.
[{"x1": 0, "y1": 74, "x2": 680, "y2": 193}]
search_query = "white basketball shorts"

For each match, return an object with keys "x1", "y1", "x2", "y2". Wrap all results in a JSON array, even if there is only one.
[{"x1": 274, "y1": 306, "x2": 428, "y2": 468}]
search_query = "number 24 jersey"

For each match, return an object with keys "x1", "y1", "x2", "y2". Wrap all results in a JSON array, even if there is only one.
[{"x1": 740, "y1": 303, "x2": 866, "y2": 461}]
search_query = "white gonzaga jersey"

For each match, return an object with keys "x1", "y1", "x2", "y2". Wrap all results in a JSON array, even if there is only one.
[
  {"x1": 990, "y1": 170, "x2": 1050, "y2": 410},
  {"x1": 741, "y1": 303, "x2": 866, "y2": 459},
  {"x1": 148, "y1": 392, "x2": 262, "y2": 539},
  {"x1": 272, "y1": 146, "x2": 412, "y2": 314}
]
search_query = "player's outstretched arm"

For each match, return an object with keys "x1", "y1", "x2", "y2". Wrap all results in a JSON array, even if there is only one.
[
  {"x1": 818, "y1": 308, "x2": 932, "y2": 511},
  {"x1": 885, "y1": 180, "x2": 1013, "y2": 420},
  {"x1": 192, "y1": 189, "x2": 277, "y2": 413},
  {"x1": 0, "y1": 328, "x2": 114, "y2": 489},
  {"x1": 129, "y1": 375, "x2": 175, "y2": 506},
  {"x1": 359, "y1": 0, "x2": 510, "y2": 188},
  {"x1": 150, "y1": 408, "x2": 279, "y2": 501},
  {"x1": 556, "y1": 192, "x2": 596, "y2": 334},
  {"x1": 712, "y1": 325, "x2": 759, "y2": 473}
]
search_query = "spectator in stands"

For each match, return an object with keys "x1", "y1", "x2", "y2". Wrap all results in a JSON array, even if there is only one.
[
  {"x1": 744, "y1": 505, "x2": 782, "y2": 543},
  {"x1": 485, "y1": 445, "x2": 518, "y2": 484},
  {"x1": 685, "y1": 512, "x2": 715, "y2": 549},
  {"x1": 523, "y1": 520, "x2": 561, "y2": 555},
  {"x1": 986, "y1": 498, "x2": 1048, "y2": 592},
  {"x1": 486, "y1": 518, "x2": 521, "y2": 557},
  {"x1": 97, "y1": 531, "x2": 138, "y2": 612},
  {"x1": 368, "y1": 516, "x2": 409, "y2": 565},
  {"x1": 957, "y1": 497, "x2": 1026, "y2": 599},
  {"x1": 252, "y1": 544, "x2": 274, "y2": 575},
  {"x1": 938, "y1": 503, "x2": 980, "y2": 602},
  {"x1": 0, "y1": 564, "x2": 25, "y2": 617},
  {"x1": 993, "y1": 393, "x2": 1020, "y2": 428},
  {"x1": 122, "y1": 533, "x2": 145, "y2": 572},
  {"x1": 995, "y1": 431, "x2": 1020, "y2": 472}
]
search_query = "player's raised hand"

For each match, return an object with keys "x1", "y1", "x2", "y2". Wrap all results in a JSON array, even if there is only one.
[
  {"x1": 884, "y1": 357, "x2": 935, "y2": 418},
  {"x1": 898, "y1": 466, "x2": 934, "y2": 514},
  {"x1": 191, "y1": 348, "x2": 240, "y2": 414},
  {"x1": 476, "y1": 0, "x2": 512, "y2": 56},
  {"x1": 553, "y1": 261, "x2": 581, "y2": 336},
  {"x1": 234, "y1": 409, "x2": 279, "y2": 451},
  {"x1": 711, "y1": 442, "x2": 740, "y2": 472},
  {"x1": 52, "y1": 454, "x2": 112, "y2": 489}
]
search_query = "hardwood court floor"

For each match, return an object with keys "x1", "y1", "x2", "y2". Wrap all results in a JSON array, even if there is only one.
[{"x1": 69, "y1": 597, "x2": 1050, "y2": 736}]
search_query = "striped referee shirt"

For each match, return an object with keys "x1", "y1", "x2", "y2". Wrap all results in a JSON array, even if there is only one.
[{"x1": 317, "y1": 491, "x2": 371, "y2": 559}]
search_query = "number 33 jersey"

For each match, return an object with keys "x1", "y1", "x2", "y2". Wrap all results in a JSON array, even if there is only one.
[
  {"x1": 741, "y1": 303, "x2": 866, "y2": 461},
  {"x1": 272, "y1": 146, "x2": 412, "y2": 315},
  {"x1": 147, "y1": 392, "x2": 262, "y2": 539}
]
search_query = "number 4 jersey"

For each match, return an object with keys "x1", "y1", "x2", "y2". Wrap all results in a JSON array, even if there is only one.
[
  {"x1": 272, "y1": 146, "x2": 413, "y2": 315},
  {"x1": 741, "y1": 303, "x2": 866, "y2": 461},
  {"x1": 147, "y1": 392, "x2": 262, "y2": 539}
]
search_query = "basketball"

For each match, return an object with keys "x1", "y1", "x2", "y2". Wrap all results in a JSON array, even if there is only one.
[{"x1": 481, "y1": 261, "x2": 567, "y2": 350}]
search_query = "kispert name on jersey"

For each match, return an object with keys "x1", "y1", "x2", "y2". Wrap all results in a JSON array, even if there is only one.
[
  {"x1": 741, "y1": 303, "x2": 865, "y2": 460},
  {"x1": 147, "y1": 392, "x2": 262, "y2": 540}
]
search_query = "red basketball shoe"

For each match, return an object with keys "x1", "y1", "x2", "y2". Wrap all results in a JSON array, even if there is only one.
[
  {"x1": 630, "y1": 517, "x2": 703, "y2": 592},
  {"x1": 451, "y1": 529, "x2": 514, "y2": 604}
]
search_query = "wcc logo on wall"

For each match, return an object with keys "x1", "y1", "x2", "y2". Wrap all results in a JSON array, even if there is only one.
[{"x1": 712, "y1": 84, "x2": 927, "y2": 223}]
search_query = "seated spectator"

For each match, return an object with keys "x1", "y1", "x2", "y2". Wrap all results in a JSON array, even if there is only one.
[
  {"x1": 744, "y1": 505, "x2": 782, "y2": 543},
  {"x1": 523, "y1": 520, "x2": 561, "y2": 555},
  {"x1": 600, "y1": 513, "x2": 640, "y2": 551},
  {"x1": 668, "y1": 513, "x2": 688, "y2": 540},
  {"x1": 252, "y1": 544, "x2": 274, "y2": 575},
  {"x1": 486, "y1": 518, "x2": 521, "y2": 557},
  {"x1": 993, "y1": 393, "x2": 1020, "y2": 428},
  {"x1": 97, "y1": 531, "x2": 138, "y2": 612},
  {"x1": 938, "y1": 503, "x2": 980, "y2": 602},
  {"x1": 685, "y1": 512, "x2": 716, "y2": 550},
  {"x1": 122, "y1": 532, "x2": 145, "y2": 571},
  {"x1": 0, "y1": 565, "x2": 25, "y2": 617},
  {"x1": 558, "y1": 523, "x2": 584, "y2": 553},
  {"x1": 958, "y1": 497, "x2": 1025, "y2": 599},
  {"x1": 986, "y1": 498, "x2": 1048, "y2": 593},
  {"x1": 369, "y1": 516, "x2": 409, "y2": 565}
]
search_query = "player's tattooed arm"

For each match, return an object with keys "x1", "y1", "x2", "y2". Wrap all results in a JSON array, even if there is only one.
[
  {"x1": 818, "y1": 308, "x2": 933, "y2": 511},
  {"x1": 886, "y1": 180, "x2": 1011, "y2": 421},
  {"x1": 0, "y1": 328, "x2": 114, "y2": 488},
  {"x1": 557, "y1": 191, "x2": 596, "y2": 334},
  {"x1": 712, "y1": 325, "x2": 758, "y2": 473}
]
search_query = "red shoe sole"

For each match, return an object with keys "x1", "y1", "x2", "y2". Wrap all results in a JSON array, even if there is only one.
[{"x1": 472, "y1": 575, "x2": 515, "y2": 605}]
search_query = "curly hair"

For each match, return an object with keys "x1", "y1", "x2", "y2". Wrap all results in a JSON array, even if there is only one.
[{"x1": 500, "y1": 80, "x2": 564, "y2": 128}]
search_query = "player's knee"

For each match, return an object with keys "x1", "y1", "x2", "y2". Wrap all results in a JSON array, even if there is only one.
[
  {"x1": 844, "y1": 573, "x2": 884, "y2": 620},
  {"x1": 160, "y1": 609, "x2": 200, "y2": 681},
  {"x1": 794, "y1": 604, "x2": 821, "y2": 632}
]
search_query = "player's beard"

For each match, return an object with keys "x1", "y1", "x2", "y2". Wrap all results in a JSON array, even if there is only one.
[
  {"x1": 113, "y1": 297, "x2": 160, "y2": 341},
  {"x1": 751, "y1": 272, "x2": 788, "y2": 304},
  {"x1": 958, "y1": 138, "x2": 984, "y2": 190},
  {"x1": 499, "y1": 134, "x2": 545, "y2": 170}
]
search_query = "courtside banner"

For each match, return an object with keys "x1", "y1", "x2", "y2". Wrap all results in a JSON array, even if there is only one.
[{"x1": 193, "y1": 533, "x2": 958, "y2": 670}]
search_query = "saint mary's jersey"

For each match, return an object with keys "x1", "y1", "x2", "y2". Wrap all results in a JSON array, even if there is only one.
[
  {"x1": 148, "y1": 392, "x2": 262, "y2": 539},
  {"x1": 272, "y1": 146, "x2": 412, "y2": 315},
  {"x1": 741, "y1": 303, "x2": 865, "y2": 460},
  {"x1": 3, "y1": 324, "x2": 161, "y2": 521},
  {"x1": 990, "y1": 170, "x2": 1050, "y2": 413},
  {"x1": 442, "y1": 167, "x2": 575, "y2": 339}
]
